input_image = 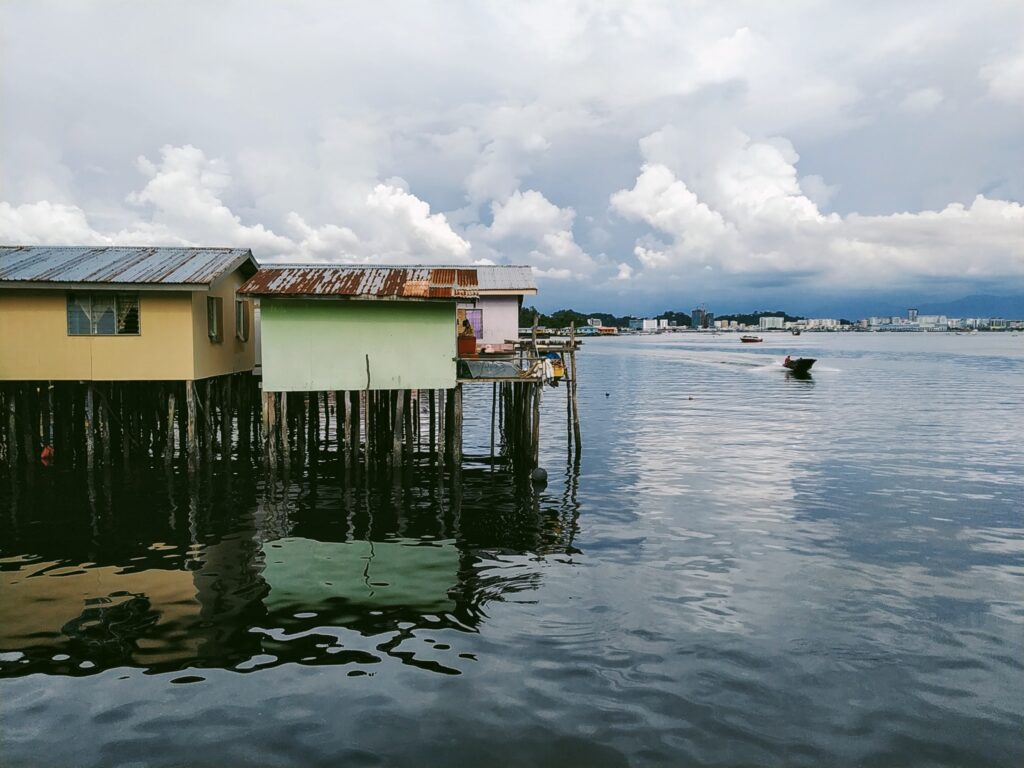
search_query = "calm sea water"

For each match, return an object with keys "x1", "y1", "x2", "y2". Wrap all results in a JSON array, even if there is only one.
[{"x1": 2, "y1": 333, "x2": 1022, "y2": 767}]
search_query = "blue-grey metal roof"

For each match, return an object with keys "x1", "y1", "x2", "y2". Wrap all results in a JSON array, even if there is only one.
[
  {"x1": 471, "y1": 265, "x2": 536, "y2": 293},
  {"x1": 0, "y1": 246, "x2": 257, "y2": 288}
]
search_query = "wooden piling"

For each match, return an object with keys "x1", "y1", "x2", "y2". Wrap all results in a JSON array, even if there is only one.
[
  {"x1": 392, "y1": 389, "x2": 405, "y2": 468},
  {"x1": 186, "y1": 381, "x2": 198, "y2": 464},
  {"x1": 350, "y1": 390, "x2": 361, "y2": 479},
  {"x1": 5, "y1": 384, "x2": 17, "y2": 469},
  {"x1": 490, "y1": 382, "x2": 497, "y2": 468},
  {"x1": 437, "y1": 389, "x2": 445, "y2": 475},
  {"x1": 531, "y1": 382, "x2": 541, "y2": 468},
  {"x1": 203, "y1": 379, "x2": 213, "y2": 463},
  {"x1": 166, "y1": 390, "x2": 177, "y2": 465},
  {"x1": 403, "y1": 390, "x2": 413, "y2": 463},
  {"x1": 280, "y1": 391, "x2": 290, "y2": 467},
  {"x1": 569, "y1": 322, "x2": 581, "y2": 455},
  {"x1": 429, "y1": 389, "x2": 436, "y2": 459},
  {"x1": 221, "y1": 374, "x2": 233, "y2": 460},
  {"x1": 453, "y1": 384, "x2": 463, "y2": 470}
]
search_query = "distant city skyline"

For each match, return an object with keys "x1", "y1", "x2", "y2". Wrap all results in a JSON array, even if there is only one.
[{"x1": 529, "y1": 292, "x2": 1024, "y2": 323}]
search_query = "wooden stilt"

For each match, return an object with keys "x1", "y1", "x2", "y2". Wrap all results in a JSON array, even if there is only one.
[
  {"x1": 392, "y1": 389, "x2": 405, "y2": 469},
  {"x1": 339, "y1": 391, "x2": 350, "y2": 479},
  {"x1": 350, "y1": 390, "x2": 360, "y2": 479},
  {"x1": 6, "y1": 384, "x2": 18, "y2": 469},
  {"x1": 186, "y1": 381, "x2": 198, "y2": 465},
  {"x1": 121, "y1": 385, "x2": 132, "y2": 473},
  {"x1": 203, "y1": 378, "x2": 214, "y2": 462},
  {"x1": 490, "y1": 382, "x2": 497, "y2": 468},
  {"x1": 429, "y1": 389, "x2": 436, "y2": 460},
  {"x1": 403, "y1": 389, "x2": 413, "y2": 464},
  {"x1": 85, "y1": 384, "x2": 96, "y2": 474},
  {"x1": 221, "y1": 374, "x2": 233, "y2": 460},
  {"x1": 453, "y1": 384, "x2": 463, "y2": 470},
  {"x1": 166, "y1": 390, "x2": 177, "y2": 465},
  {"x1": 436, "y1": 389, "x2": 445, "y2": 475},
  {"x1": 98, "y1": 386, "x2": 111, "y2": 469},
  {"x1": 19, "y1": 386, "x2": 36, "y2": 481},
  {"x1": 531, "y1": 382, "x2": 541, "y2": 468},
  {"x1": 569, "y1": 322, "x2": 581, "y2": 455},
  {"x1": 279, "y1": 391, "x2": 289, "y2": 467}
]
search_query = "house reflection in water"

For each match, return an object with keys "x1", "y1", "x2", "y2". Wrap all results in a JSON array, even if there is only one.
[{"x1": 0, "y1": 461, "x2": 578, "y2": 678}]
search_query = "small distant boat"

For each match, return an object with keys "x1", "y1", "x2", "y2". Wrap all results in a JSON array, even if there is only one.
[
  {"x1": 791, "y1": 329, "x2": 801, "y2": 336},
  {"x1": 740, "y1": 335, "x2": 763, "y2": 343},
  {"x1": 783, "y1": 356, "x2": 815, "y2": 374}
]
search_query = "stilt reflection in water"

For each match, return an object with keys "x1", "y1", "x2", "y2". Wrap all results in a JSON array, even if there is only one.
[{"x1": 0, "y1": 454, "x2": 581, "y2": 679}]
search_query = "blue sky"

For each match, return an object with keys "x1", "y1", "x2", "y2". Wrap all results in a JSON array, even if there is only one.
[{"x1": 1, "y1": 1, "x2": 1022, "y2": 317}]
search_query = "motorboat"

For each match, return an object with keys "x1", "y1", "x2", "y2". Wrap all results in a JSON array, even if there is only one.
[
  {"x1": 740, "y1": 335, "x2": 763, "y2": 343},
  {"x1": 782, "y1": 356, "x2": 815, "y2": 374}
]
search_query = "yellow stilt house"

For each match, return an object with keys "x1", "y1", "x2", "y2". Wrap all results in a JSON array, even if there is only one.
[
  {"x1": 0, "y1": 246, "x2": 260, "y2": 470},
  {"x1": 0, "y1": 246, "x2": 258, "y2": 381}
]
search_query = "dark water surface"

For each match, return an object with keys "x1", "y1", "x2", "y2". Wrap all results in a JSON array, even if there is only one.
[{"x1": 2, "y1": 333, "x2": 1022, "y2": 767}]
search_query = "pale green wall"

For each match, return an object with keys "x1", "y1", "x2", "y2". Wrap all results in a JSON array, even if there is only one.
[{"x1": 260, "y1": 298, "x2": 457, "y2": 391}]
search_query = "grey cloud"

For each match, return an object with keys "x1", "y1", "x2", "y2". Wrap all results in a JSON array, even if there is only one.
[{"x1": 2, "y1": 1, "x2": 1023, "y2": 313}]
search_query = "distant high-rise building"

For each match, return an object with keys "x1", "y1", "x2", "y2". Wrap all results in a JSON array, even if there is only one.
[
  {"x1": 908, "y1": 307, "x2": 918, "y2": 322},
  {"x1": 691, "y1": 307, "x2": 705, "y2": 329}
]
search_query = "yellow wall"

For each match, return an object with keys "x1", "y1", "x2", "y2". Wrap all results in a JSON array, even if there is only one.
[
  {"x1": 191, "y1": 270, "x2": 256, "y2": 380},
  {"x1": 0, "y1": 289, "x2": 194, "y2": 381},
  {"x1": 0, "y1": 268, "x2": 255, "y2": 381}
]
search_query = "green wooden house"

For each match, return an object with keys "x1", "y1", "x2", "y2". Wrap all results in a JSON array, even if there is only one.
[{"x1": 238, "y1": 266, "x2": 478, "y2": 392}]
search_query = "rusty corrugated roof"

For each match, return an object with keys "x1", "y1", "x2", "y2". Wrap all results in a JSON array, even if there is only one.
[
  {"x1": 238, "y1": 266, "x2": 479, "y2": 300},
  {"x1": 0, "y1": 246, "x2": 256, "y2": 287}
]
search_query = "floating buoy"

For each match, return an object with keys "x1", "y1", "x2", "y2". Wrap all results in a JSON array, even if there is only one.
[
  {"x1": 40, "y1": 444, "x2": 54, "y2": 466},
  {"x1": 531, "y1": 467, "x2": 548, "y2": 484}
]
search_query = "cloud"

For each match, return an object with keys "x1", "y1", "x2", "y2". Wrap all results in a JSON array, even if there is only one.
[
  {"x1": 0, "y1": 145, "x2": 472, "y2": 264},
  {"x1": 0, "y1": 201, "x2": 107, "y2": 245},
  {"x1": 611, "y1": 130, "x2": 1024, "y2": 293},
  {"x1": 899, "y1": 87, "x2": 944, "y2": 113},
  {"x1": 980, "y1": 50, "x2": 1024, "y2": 104},
  {"x1": 473, "y1": 189, "x2": 598, "y2": 278},
  {"x1": 3, "y1": 2, "x2": 1024, "y2": 311}
]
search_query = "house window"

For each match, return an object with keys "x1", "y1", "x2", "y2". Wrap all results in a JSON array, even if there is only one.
[
  {"x1": 67, "y1": 293, "x2": 141, "y2": 336},
  {"x1": 235, "y1": 299, "x2": 250, "y2": 342},
  {"x1": 207, "y1": 296, "x2": 224, "y2": 343}
]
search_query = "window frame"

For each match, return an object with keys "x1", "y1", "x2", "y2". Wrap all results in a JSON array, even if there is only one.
[
  {"x1": 66, "y1": 292, "x2": 142, "y2": 337},
  {"x1": 235, "y1": 298, "x2": 250, "y2": 342},
  {"x1": 207, "y1": 295, "x2": 224, "y2": 343}
]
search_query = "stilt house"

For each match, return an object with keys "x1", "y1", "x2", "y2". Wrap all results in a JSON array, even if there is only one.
[
  {"x1": 0, "y1": 246, "x2": 259, "y2": 381},
  {"x1": 454, "y1": 265, "x2": 536, "y2": 350},
  {"x1": 238, "y1": 265, "x2": 478, "y2": 392}
]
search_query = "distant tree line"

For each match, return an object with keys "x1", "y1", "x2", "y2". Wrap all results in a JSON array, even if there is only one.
[
  {"x1": 520, "y1": 305, "x2": 817, "y2": 328},
  {"x1": 519, "y1": 306, "x2": 695, "y2": 329},
  {"x1": 519, "y1": 306, "x2": 863, "y2": 328},
  {"x1": 714, "y1": 310, "x2": 803, "y2": 325}
]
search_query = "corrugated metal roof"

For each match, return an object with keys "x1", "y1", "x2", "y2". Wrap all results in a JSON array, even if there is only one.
[
  {"x1": 353, "y1": 264, "x2": 535, "y2": 292},
  {"x1": 238, "y1": 266, "x2": 479, "y2": 300},
  {"x1": 470, "y1": 265, "x2": 536, "y2": 293},
  {"x1": 0, "y1": 246, "x2": 256, "y2": 287}
]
